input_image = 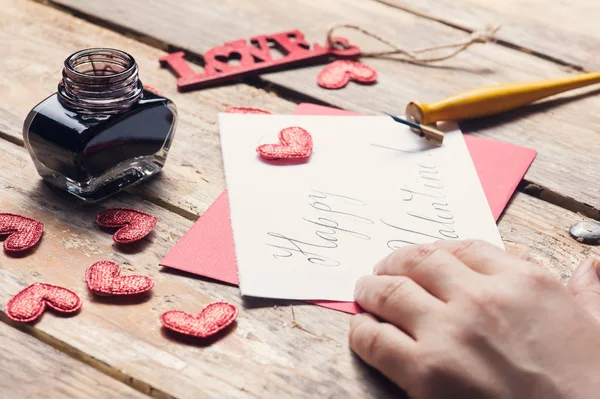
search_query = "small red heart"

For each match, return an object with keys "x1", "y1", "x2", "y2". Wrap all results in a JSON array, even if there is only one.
[
  {"x1": 160, "y1": 302, "x2": 238, "y2": 338},
  {"x1": 5, "y1": 283, "x2": 82, "y2": 323},
  {"x1": 256, "y1": 127, "x2": 313, "y2": 160},
  {"x1": 317, "y1": 60, "x2": 377, "y2": 89},
  {"x1": 143, "y1": 84, "x2": 161, "y2": 96},
  {"x1": 96, "y1": 208, "x2": 157, "y2": 244},
  {"x1": 0, "y1": 213, "x2": 44, "y2": 253},
  {"x1": 224, "y1": 106, "x2": 271, "y2": 114},
  {"x1": 85, "y1": 261, "x2": 154, "y2": 296}
]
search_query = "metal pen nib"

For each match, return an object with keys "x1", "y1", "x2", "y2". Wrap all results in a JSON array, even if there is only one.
[{"x1": 382, "y1": 112, "x2": 445, "y2": 144}]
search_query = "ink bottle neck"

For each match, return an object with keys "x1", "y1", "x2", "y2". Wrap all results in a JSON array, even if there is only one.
[{"x1": 58, "y1": 48, "x2": 143, "y2": 115}]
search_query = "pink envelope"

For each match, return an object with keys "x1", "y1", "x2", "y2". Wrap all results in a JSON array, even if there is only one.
[{"x1": 160, "y1": 103, "x2": 537, "y2": 314}]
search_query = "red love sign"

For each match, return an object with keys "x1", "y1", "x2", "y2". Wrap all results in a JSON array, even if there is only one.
[
  {"x1": 257, "y1": 127, "x2": 313, "y2": 160},
  {"x1": 0, "y1": 213, "x2": 44, "y2": 253},
  {"x1": 160, "y1": 29, "x2": 360, "y2": 91},
  {"x1": 160, "y1": 302, "x2": 238, "y2": 338},
  {"x1": 5, "y1": 283, "x2": 81, "y2": 323},
  {"x1": 86, "y1": 261, "x2": 154, "y2": 296},
  {"x1": 96, "y1": 208, "x2": 157, "y2": 244}
]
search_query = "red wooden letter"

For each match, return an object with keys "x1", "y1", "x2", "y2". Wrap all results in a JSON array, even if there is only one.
[
  {"x1": 159, "y1": 29, "x2": 361, "y2": 91},
  {"x1": 159, "y1": 51, "x2": 197, "y2": 80}
]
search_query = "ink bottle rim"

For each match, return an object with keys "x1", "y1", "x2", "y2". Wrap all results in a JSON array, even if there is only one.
[{"x1": 58, "y1": 48, "x2": 144, "y2": 115}]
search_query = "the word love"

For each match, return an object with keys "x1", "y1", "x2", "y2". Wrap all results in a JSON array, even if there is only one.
[{"x1": 159, "y1": 29, "x2": 361, "y2": 91}]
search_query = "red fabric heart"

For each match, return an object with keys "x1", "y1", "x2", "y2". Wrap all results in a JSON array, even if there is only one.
[
  {"x1": 317, "y1": 60, "x2": 377, "y2": 89},
  {"x1": 96, "y1": 208, "x2": 157, "y2": 244},
  {"x1": 0, "y1": 213, "x2": 44, "y2": 253},
  {"x1": 160, "y1": 302, "x2": 238, "y2": 338},
  {"x1": 5, "y1": 283, "x2": 82, "y2": 323},
  {"x1": 143, "y1": 84, "x2": 161, "y2": 96},
  {"x1": 85, "y1": 261, "x2": 154, "y2": 296},
  {"x1": 256, "y1": 127, "x2": 313, "y2": 160},
  {"x1": 224, "y1": 106, "x2": 271, "y2": 114}
]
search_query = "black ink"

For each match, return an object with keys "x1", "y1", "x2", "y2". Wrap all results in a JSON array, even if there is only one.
[
  {"x1": 309, "y1": 189, "x2": 367, "y2": 207},
  {"x1": 387, "y1": 239, "x2": 418, "y2": 250},
  {"x1": 418, "y1": 163, "x2": 436, "y2": 169},
  {"x1": 368, "y1": 143, "x2": 412, "y2": 153},
  {"x1": 381, "y1": 218, "x2": 447, "y2": 241},
  {"x1": 308, "y1": 200, "x2": 374, "y2": 224},
  {"x1": 399, "y1": 185, "x2": 446, "y2": 201},
  {"x1": 407, "y1": 212, "x2": 459, "y2": 239},
  {"x1": 419, "y1": 169, "x2": 439, "y2": 180},
  {"x1": 432, "y1": 200, "x2": 449, "y2": 210},
  {"x1": 382, "y1": 162, "x2": 460, "y2": 246},
  {"x1": 303, "y1": 216, "x2": 371, "y2": 240},
  {"x1": 407, "y1": 212, "x2": 455, "y2": 226},
  {"x1": 425, "y1": 181, "x2": 444, "y2": 189},
  {"x1": 265, "y1": 188, "x2": 373, "y2": 265},
  {"x1": 266, "y1": 232, "x2": 340, "y2": 267}
]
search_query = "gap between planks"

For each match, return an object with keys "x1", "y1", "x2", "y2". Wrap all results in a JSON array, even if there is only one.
[
  {"x1": 0, "y1": 312, "x2": 171, "y2": 399},
  {"x1": 12, "y1": 0, "x2": 600, "y2": 221},
  {"x1": 31, "y1": 0, "x2": 333, "y2": 108},
  {"x1": 0, "y1": 3, "x2": 596, "y2": 396},
  {"x1": 370, "y1": 0, "x2": 587, "y2": 72}
]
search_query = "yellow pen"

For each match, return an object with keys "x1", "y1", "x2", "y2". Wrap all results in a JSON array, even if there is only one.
[{"x1": 402, "y1": 71, "x2": 600, "y2": 143}]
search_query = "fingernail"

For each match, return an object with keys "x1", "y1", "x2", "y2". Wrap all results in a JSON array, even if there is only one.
[
  {"x1": 373, "y1": 261, "x2": 381, "y2": 275},
  {"x1": 354, "y1": 276, "x2": 366, "y2": 299}
]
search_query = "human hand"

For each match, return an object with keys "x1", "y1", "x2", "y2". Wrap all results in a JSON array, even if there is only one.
[{"x1": 350, "y1": 240, "x2": 600, "y2": 399}]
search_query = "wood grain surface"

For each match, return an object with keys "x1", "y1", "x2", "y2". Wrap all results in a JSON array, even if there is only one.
[
  {"x1": 0, "y1": 0, "x2": 296, "y2": 218},
  {"x1": 0, "y1": 129, "x2": 597, "y2": 399},
  {"x1": 369, "y1": 0, "x2": 600, "y2": 71},
  {"x1": 46, "y1": 0, "x2": 600, "y2": 215},
  {"x1": 0, "y1": 136, "x2": 401, "y2": 398},
  {"x1": 0, "y1": 320, "x2": 146, "y2": 398},
  {"x1": 0, "y1": 124, "x2": 597, "y2": 399},
  {"x1": 0, "y1": 0, "x2": 598, "y2": 398}
]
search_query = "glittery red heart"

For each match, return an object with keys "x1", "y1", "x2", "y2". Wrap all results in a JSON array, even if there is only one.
[
  {"x1": 160, "y1": 302, "x2": 238, "y2": 338},
  {"x1": 224, "y1": 106, "x2": 271, "y2": 114},
  {"x1": 4, "y1": 283, "x2": 82, "y2": 323},
  {"x1": 0, "y1": 213, "x2": 44, "y2": 253},
  {"x1": 96, "y1": 208, "x2": 157, "y2": 244},
  {"x1": 317, "y1": 60, "x2": 377, "y2": 89},
  {"x1": 256, "y1": 127, "x2": 313, "y2": 160},
  {"x1": 143, "y1": 84, "x2": 161, "y2": 95},
  {"x1": 85, "y1": 261, "x2": 154, "y2": 296}
]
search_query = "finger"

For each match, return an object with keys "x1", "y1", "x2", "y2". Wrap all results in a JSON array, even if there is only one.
[
  {"x1": 349, "y1": 313, "x2": 417, "y2": 390},
  {"x1": 374, "y1": 243, "x2": 480, "y2": 301},
  {"x1": 354, "y1": 275, "x2": 443, "y2": 338},
  {"x1": 431, "y1": 240, "x2": 519, "y2": 275},
  {"x1": 568, "y1": 258, "x2": 600, "y2": 324}
]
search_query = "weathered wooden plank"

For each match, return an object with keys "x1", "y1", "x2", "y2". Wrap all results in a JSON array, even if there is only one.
[
  {"x1": 0, "y1": 137, "x2": 402, "y2": 398},
  {"x1": 0, "y1": 320, "x2": 148, "y2": 399},
  {"x1": 0, "y1": 2, "x2": 599, "y2": 398},
  {"x1": 369, "y1": 0, "x2": 600, "y2": 71},
  {"x1": 45, "y1": 0, "x2": 600, "y2": 214},
  {"x1": 0, "y1": 130, "x2": 598, "y2": 398},
  {"x1": 0, "y1": 0, "x2": 296, "y2": 218}
]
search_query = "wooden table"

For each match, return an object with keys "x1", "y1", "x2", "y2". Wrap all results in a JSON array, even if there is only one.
[{"x1": 1, "y1": 0, "x2": 599, "y2": 397}]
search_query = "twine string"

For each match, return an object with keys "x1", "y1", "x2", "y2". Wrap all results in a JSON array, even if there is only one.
[{"x1": 326, "y1": 24, "x2": 500, "y2": 63}]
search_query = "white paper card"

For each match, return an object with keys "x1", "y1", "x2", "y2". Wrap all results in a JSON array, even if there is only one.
[{"x1": 219, "y1": 114, "x2": 503, "y2": 301}]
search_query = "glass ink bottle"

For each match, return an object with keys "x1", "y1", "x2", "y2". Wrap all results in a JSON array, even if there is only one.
[{"x1": 23, "y1": 48, "x2": 177, "y2": 201}]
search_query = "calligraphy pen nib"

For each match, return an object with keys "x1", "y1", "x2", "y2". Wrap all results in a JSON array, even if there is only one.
[
  {"x1": 382, "y1": 112, "x2": 421, "y2": 130},
  {"x1": 382, "y1": 112, "x2": 445, "y2": 144}
]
